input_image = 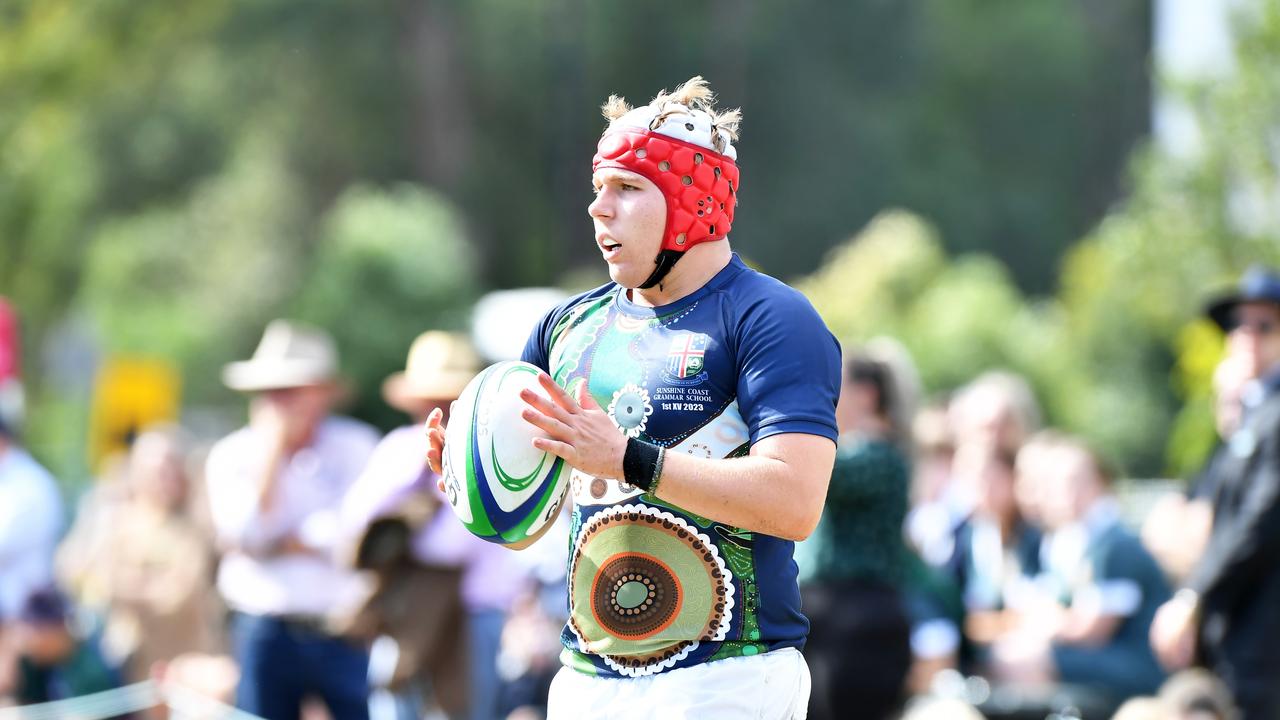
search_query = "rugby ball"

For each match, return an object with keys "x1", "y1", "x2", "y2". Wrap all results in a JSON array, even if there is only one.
[{"x1": 441, "y1": 360, "x2": 570, "y2": 546}]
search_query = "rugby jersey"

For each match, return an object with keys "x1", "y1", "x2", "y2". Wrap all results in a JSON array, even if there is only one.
[{"x1": 522, "y1": 253, "x2": 841, "y2": 678}]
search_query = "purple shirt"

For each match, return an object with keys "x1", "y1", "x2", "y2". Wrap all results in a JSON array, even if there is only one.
[{"x1": 343, "y1": 425, "x2": 530, "y2": 613}]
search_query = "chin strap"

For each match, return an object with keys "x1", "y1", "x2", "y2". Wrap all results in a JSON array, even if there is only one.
[{"x1": 638, "y1": 250, "x2": 684, "y2": 290}]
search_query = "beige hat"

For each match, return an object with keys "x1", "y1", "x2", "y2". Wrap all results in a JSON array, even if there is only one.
[
  {"x1": 382, "y1": 331, "x2": 480, "y2": 411},
  {"x1": 222, "y1": 320, "x2": 339, "y2": 392}
]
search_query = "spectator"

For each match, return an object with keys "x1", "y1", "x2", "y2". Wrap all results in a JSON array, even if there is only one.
[
  {"x1": 994, "y1": 438, "x2": 1168, "y2": 701},
  {"x1": 0, "y1": 411, "x2": 63, "y2": 625},
  {"x1": 1142, "y1": 354, "x2": 1252, "y2": 586},
  {"x1": 1152, "y1": 265, "x2": 1280, "y2": 719},
  {"x1": 9, "y1": 587, "x2": 121, "y2": 706},
  {"x1": 206, "y1": 320, "x2": 379, "y2": 720},
  {"x1": 58, "y1": 425, "x2": 222, "y2": 682},
  {"x1": 800, "y1": 346, "x2": 915, "y2": 720},
  {"x1": 952, "y1": 444, "x2": 1042, "y2": 664},
  {"x1": 905, "y1": 399, "x2": 960, "y2": 568},
  {"x1": 342, "y1": 331, "x2": 530, "y2": 720},
  {"x1": 949, "y1": 371, "x2": 1041, "y2": 457}
]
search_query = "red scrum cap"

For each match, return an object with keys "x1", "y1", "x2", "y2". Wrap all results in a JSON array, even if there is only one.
[{"x1": 592, "y1": 88, "x2": 740, "y2": 288}]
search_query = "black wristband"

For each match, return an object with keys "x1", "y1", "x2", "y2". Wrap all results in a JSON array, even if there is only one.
[{"x1": 623, "y1": 437, "x2": 665, "y2": 493}]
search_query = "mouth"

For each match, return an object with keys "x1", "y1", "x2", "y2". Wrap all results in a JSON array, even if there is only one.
[{"x1": 598, "y1": 236, "x2": 622, "y2": 258}]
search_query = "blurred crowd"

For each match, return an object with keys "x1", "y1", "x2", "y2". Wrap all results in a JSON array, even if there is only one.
[
  {"x1": 0, "y1": 320, "x2": 570, "y2": 720},
  {"x1": 797, "y1": 265, "x2": 1280, "y2": 720},
  {"x1": 1, "y1": 264, "x2": 1279, "y2": 720}
]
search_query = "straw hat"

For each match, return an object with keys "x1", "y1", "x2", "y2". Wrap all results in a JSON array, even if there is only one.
[
  {"x1": 382, "y1": 331, "x2": 480, "y2": 411},
  {"x1": 222, "y1": 320, "x2": 339, "y2": 392}
]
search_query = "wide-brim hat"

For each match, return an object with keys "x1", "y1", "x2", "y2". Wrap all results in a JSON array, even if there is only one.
[
  {"x1": 382, "y1": 331, "x2": 480, "y2": 411},
  {"x1": 1205, "y1": 265, "x2": 1280, "y2": 330},
  {"x1": 222, "y1": 320, "x2": 339, "y2": 392}
]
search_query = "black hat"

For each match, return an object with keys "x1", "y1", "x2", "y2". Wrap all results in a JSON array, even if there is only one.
[{"x1": 1205, "y1": 265, "x2": 1280, "y2": 330}]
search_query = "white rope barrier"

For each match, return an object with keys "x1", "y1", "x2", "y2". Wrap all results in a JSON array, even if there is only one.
[{"x1": 0, "y1": 680, "x2": 265, "y2": 720}]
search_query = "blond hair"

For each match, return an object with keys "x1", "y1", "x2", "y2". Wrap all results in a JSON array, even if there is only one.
[{"x1": 601, "y1": 76, "x2": 741, "y2": 154}]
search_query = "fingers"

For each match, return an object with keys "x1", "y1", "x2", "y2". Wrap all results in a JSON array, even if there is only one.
[
  {"x1": 532, "y1": 436, "x2": 574, "y2": 459},
  {"x1": 520, "y1": 387, "x2": 574, "y2": 425},
  {"x1": 537, "y1": 371, "x2": 579, "y2": 414},
  {"x1": 425, "y1": 409, "x2": 446, "y2": 474},
  {"x1": 576, "y1": 378, "x2": 600, "y2": 410},
  {"x1": 426, "y1": 446, "x2": 443, "y2": 475},
  {"x1": 521, "y1": 407, "x2": 571, "y2": 440}
]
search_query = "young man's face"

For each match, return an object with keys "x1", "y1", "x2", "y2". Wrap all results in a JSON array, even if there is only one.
[
  {"x1": 588, "y1": 168, "x2": 666, "y2": 289},
  {"x1": 1227, "y1": 301, "x2": 1280, "y2": 377}
]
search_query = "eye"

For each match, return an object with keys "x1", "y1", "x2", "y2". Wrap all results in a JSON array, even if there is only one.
[{"x1": 620, "y1": 183, "x2": 640, "y2": 191}]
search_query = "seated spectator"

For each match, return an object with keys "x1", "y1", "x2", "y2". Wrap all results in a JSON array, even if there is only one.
[
  {"x1": 58, "y1": 425, "x2": 222, "y2": 682},
  {"x1": 952, "y1": 444, "x2": 1042, "y2": 663},
  {"x1": 992, "y1": 437, "x2": 1169, "y2": 702},
  {"x1": 9, "y1": 587, "x2": 122, "y2": 706}
]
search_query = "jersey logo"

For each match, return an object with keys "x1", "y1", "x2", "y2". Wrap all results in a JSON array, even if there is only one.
[{"x1": 664, "y1": 332, "x2": 709, "y2": 381}]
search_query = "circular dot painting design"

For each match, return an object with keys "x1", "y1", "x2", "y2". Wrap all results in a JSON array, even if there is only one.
[{"x1": 569, "y1": 504, "x2": 735, "y2": 677}]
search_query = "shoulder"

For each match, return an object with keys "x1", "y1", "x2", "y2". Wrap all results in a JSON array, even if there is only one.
[
  {"x1": 2, "y1": 449, "x2": 60, "y2": 503},
  {"x1": 723, "y1": 264, "x2": 819, "y2": 316},
  {"x1": 544, "y1": 282, "x2": 618, "y2": 326}
]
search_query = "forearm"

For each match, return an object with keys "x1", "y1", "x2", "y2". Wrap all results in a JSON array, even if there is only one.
[
  {"x1": 255, "y1": 446, "x2": 289, "y2": 513},
  {"x1": 650, "y1": 441, "x2": 832, "y2": 541}
]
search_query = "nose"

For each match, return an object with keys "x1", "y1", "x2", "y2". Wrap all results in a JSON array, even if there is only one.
[{"x1": 588, "y1": 188, "x2": 612, "y2": 220}]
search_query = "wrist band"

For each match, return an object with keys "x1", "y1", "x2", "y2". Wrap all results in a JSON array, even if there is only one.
[{"x1": 624, "y1": 437, "x2": 666, "y2": 494}]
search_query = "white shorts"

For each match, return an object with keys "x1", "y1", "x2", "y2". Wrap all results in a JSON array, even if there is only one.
[{"x1": 546, "y1": 647, "x2": 811, "y2": 720}]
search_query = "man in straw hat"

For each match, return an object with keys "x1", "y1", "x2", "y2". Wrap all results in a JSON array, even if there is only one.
[
  {"x1": 205, "y1": 319, "x2": 379, "y2": 720},
  {"x1": 342, "y1": 331, "x2": 531, "y2": 720},
  {"x1": 428, "y1": 76, "x2": 840, "y2": 718}
]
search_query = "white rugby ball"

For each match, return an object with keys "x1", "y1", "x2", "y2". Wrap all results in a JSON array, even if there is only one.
[{"x1": 441, "y1": 360, "x2": 570, "y2": 546}]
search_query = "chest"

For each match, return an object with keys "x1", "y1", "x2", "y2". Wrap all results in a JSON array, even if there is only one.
[{"x1": 549, "y1": 302, "x2": 742, "y2": 448}]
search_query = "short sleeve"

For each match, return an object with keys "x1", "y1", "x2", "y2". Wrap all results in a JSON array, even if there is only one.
[
  {"x1": 520, "y1": 285, "x2": 616, "y2": 372},
  {"x1": 734, "y1": 285, "x2": 841, "y2": 444}
]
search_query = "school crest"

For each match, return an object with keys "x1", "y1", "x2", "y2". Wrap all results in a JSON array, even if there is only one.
[{"x1": 664, "y1": 332, "x2": 709, "y2": 380}]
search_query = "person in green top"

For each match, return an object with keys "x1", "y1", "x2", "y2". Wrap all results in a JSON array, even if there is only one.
[
  {"x1": 10, "y1": 587, "x2": 122, "y2": 707},
  {"x1": 800, "y1": 347, "x2": 914, "y2": 720}
]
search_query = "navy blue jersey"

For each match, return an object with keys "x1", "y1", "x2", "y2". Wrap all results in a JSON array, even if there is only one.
[{"x1": 522, "y1": 254, "x2": 841, "y2": 678}]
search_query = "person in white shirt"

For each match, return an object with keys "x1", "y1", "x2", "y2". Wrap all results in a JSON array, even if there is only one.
[
  {"x1": 206, "y1": 320, "x2": 379, "y2": 720},
  {"x1": 0, "y1": 416, "x2": 63, "y2": 624}
]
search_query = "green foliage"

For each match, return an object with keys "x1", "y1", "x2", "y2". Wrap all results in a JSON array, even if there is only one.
[
  {"x1": 799, "y1": 0, "x2": 1280, "y2": 479},
  {"x1": 291, "y1": 183, "x2": 478, "y2": 430}
]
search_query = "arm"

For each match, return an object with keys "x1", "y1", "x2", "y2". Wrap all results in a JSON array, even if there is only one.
[
  {"x1": 520, "y1": 372, "x2": 835, "y2": 541},
  {"x1": 1184, "y1": 421, "x2": 1280, "y2": 607},
  {"x1": 204, "y1": 437, "x2": 294, "y2": 557}
]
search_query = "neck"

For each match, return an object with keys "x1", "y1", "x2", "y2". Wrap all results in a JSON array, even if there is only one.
[{"x1": 630, "y1": 241, "x2": 732, "y2": 307}]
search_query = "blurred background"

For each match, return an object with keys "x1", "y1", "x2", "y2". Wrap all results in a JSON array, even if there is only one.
[
  {"x1": 4, "y1": 0, "x2": 1279, "y2": 485},
  {"x1": 2, "y1": 0, "x2": 1280, "y2": 717}
]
